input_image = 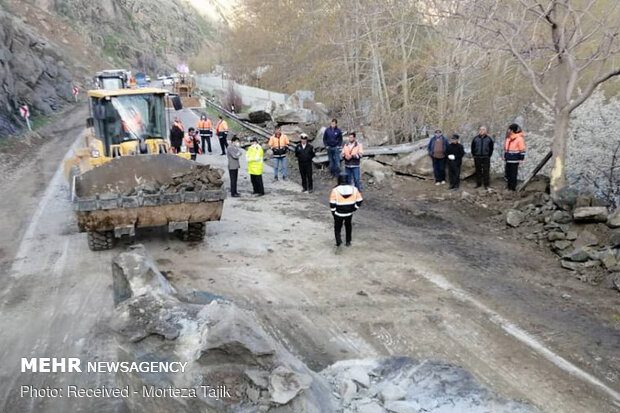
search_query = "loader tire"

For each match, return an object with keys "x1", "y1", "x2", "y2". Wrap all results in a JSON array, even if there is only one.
[
  {"x1": 183, "y1": 222, "x2": 205, "y2": 242},
  {"x1": 87, "y1": 230, "x2": 114, "y2": 251}
]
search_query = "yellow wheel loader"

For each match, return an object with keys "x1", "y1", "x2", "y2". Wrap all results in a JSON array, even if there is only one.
[{"x1": 64, "y1": 88, "x2": 226, "y2": 251}]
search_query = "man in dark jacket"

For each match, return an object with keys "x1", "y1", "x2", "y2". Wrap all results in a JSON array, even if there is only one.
[
  {"x1": 470, "y1": 125, "x2": 494, "y2": 189},
  {"x1": 169, "y1": 116, "x2": 184, "y2": 153},
  {"x1": 294, "y1": 133, "x2": 315, "y2": 192},
  {"x1": 323, "y1": 119, "x2": 343, "y2": 177},
  {"x1": 446, "y1": 134, "x2": 465, "y2": 189},
  {"x1": 427, "y1": 129, "x2": 449, "y2": 185}
]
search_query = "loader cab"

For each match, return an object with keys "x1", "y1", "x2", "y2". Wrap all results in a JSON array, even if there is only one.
[
  {"x1": 94, "y1": 70, "x2": 131, "y2": 90},
  {"x1": 87, "y1": 88, "x2": 171, "y2": 159}
]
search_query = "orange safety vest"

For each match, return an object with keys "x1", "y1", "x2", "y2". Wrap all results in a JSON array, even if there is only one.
[
  {"x1": 329, "y1": 185, "x2": 363, "y2": 217},
  {"x1": 504, "y1": 132, "x2": 526, "y2": 163},
  {"x1": 184, "y1": 134, "x2": 201, "y2": 154},
  {"x1": 215, "y1": 120, "x2": 229, "y2": 134},
  {"x1": 342, "y1": 141, "x2": 364, "y2": 167},
  {"x1": 197, "y1": 119, "x2": 212, "y2": 130}
]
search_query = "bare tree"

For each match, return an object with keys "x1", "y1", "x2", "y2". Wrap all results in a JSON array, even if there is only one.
[{"x1": 442, "y1": 0, "x2": 620, "y2": 195}]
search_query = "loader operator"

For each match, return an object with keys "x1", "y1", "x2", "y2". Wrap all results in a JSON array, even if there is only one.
[
  {"x1": 197, "y1": 115, "x2": 213, "y2": 154},
  {"x1": 121, "y1": 108, "x2": 143, "y2": 136}
]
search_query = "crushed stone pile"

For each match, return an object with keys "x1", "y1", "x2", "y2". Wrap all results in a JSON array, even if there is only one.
[{"x1": 124, "y1": 165, "x2": 223, "y2": 196}]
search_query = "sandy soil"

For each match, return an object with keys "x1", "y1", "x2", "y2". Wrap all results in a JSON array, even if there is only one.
[{"x1": 0, "y1": 108, "x2": 618, "y2": 412}]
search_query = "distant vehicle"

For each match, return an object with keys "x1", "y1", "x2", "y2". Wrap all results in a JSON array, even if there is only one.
[
  {"x1": 145, "y1": 76, "x2": 151, "y2": 83},
  {"x1": 135, "y1": 73, "x2": 148, "y2": 88},
  {"x1": 162, "y1": 77, "x2": 174, "y2": 86},
  {"x1": 94, "y1": 69, "x2": 132, "y2": 90}
]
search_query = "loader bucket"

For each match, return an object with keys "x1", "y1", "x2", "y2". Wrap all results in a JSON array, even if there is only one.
[{"x1": 75, "y1": 154, "x2": 202, "y2": 197}]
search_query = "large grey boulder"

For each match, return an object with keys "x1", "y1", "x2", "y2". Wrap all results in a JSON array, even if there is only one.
[
  {"x1": 573, "y1": 230, "x2": 599, "y2": 249},
  {"x1": 111, "y1": 244, "x2": 176, "y2": 305},
  {"x1": 392, "y1": 151, "x2": 432, "y2": 177},
  {"x1": 572, "y1": 207, "x2": 608, "y2": 222},
  {"x1": 608, "y1": 208, "x2": 620, "y2": 228},
  {"x1": 552, "y1": 187, "x2": 579, "y2": 211},
  {"x1": 110, "y1": 246, "x2": 337, "y2": 413}
]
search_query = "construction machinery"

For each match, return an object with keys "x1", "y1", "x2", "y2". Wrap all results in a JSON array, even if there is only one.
[
  {"x1": 171, "y1": 73, "x2": 201, "y2": 107},
  {"x1": 93, "y1": 69, "x2": 132, "y2": 90},
  {"x1": 64, "y1": 88, "x2": 226, "y2": 251}
]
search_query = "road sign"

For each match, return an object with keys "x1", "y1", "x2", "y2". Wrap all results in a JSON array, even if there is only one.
[
  {"x1": 72, "y1": 86, "x2": 79, "y2": 102},
  {"x1": 19, "y1": 105, "x2": 31, "y2": 131}
]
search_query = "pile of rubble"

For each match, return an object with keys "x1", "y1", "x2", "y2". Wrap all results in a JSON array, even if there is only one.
[
  {"x1": 125, "y1": 165, "x2": 223, "y2": 196},
  {"x1": 501, "y1": 186, "x2": 620, "y2": 288},
  {"x1": 109, "y1": 245, "x2": 537, "y2": 413}
]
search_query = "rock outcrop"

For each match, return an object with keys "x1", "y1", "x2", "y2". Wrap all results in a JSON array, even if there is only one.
[{"x1": 0, "y1": 8, "x2": 74, "y2": 135}]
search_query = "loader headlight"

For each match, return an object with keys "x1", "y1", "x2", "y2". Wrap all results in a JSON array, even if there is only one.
[{"x1": 91, "y1": 149, "x2": 100, "y2": 158}]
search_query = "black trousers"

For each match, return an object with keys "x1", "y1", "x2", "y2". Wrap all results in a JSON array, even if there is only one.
[
  {"x1": 299, "y1": 161, "x2": 313, "y2": 190},
  {"x1": 200, "y1": 132, "x2": 212, "y2": 153},
  {"x1": 250, "y1": 174, "x2": 264, "y2": 195},
  {"x1": 506, "y1": 162, "x2": 519, "y2": 191},
  {"x1": 474, "y1": 157, "x2": 491, "y2": 188},
  {"x1": 229, "y1": 169, "x2": 238, "y2": 195},
  {"x1": 334, "y1": 215, "x2": 352, "y2": 245},
  {"x1": 448, "y1": 160, "x2": 462, "y2": 188},
  {"x1": 218, "y1": 132, "x2": 228, "y2": 154}
]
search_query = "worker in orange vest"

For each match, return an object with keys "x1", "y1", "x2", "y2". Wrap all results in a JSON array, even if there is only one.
[
  {"x1": 129, "y1": 77, "x2": 136, "y2": 88},
  {"x1": 330, "y1": 173, "x2": 363, "y2": 247},
  {"x1": 342, "y1": 132, "x2": 364, "y2": 190},
  {"x1": 504, "y1": 123, "x2": 526, "y2": 191},
  {"x1": 197, "y1": 115, "x2": 213, "y2": 154},
  {"x1": 184, "y1": 127, "x2": 202, "y2": 161},
  {"x1": 268, "y1": 125, "x2": 290, "y2": 181},
  {"x1": 215, "y1": 115, "x2": 229, "y2": 155}
]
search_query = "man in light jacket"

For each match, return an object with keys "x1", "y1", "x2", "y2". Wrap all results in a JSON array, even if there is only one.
[{"x1": 227, "y1": 136, "x2": 242, "y2": 197}]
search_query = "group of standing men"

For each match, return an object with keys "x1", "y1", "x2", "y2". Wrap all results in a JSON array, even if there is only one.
[
  {"x1": 169, "y1": 114, "x2": 231, "y2": 159},
  {"x1": 427, "y1": 124, "x2": 526, "y2": 192}
]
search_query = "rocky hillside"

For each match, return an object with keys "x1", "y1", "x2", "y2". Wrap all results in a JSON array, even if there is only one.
[{"x1": 0, "y1": 0, "x2": 225, "y2": 136}]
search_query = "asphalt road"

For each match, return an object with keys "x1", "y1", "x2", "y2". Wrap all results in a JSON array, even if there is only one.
[{"x1": 0, "y1": 105, "x2": 618, "y2": 412}]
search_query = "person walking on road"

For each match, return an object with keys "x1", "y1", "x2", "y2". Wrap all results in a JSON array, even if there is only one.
[
  {"x1": 197, "y1": 115, "x2": 213, "y2": 154},
  {"x1": 247, "y1": 137, "x2": 265, "y2": 196},
  {"x1": 504, "y1": 123, "x2": 526, "y2": 191},
  {"x1": 294, "y1": 133, "x2": 315, "y2": 192},
  {"x1": 169, "y1": 116, "x2": 184, "y2": 153},
  {"x1": 228, "y1": 136, "x2": 242, "y2": 197},
  {"x1": 330, "y1": 173, "x2": 363, "y2": 247},
  {"x1": 427, "y1": 129, "x2": 449, "y2": 185},
  {"x1": 323, "y1": 119, "x2": 343, "y2": 177},
  {"x1": 268, "y1": 126, "x2": 290, "y2": 181},
  {"x1": 215, "y1": 116, "x2": 229, "y2": 155},
  {"x1": 342, "y1": 132, "x2": 364, "y2": 191},
  {"x1": 471, "y1": 125, "x2": 494, "y2": 190},
  {"x1": 446, "y1": 134, "x2": 465, "y2": 190}
]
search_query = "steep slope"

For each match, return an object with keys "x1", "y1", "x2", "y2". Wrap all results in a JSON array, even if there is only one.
[{"x1": 0, "y1": 0, "x2": 221, "y2": 136}]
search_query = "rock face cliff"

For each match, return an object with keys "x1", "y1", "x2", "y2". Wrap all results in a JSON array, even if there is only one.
[
  {"x1": 0, "y1": 0, "x2": 222, "y2": 136},
  {"x1": 0, "y1": 8, "x2": 74, "y2": 136}
]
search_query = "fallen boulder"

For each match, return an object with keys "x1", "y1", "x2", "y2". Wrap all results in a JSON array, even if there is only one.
[
  {"x1": 552, "y1": 187, "x2": 579, "y2": 211},
  {"x1": 506, "y1": 209, "x2": 525, "y2": 228},
  {"x1": 392, "y1": 151, "x2": 431, "y2": 177},
  {"x1": 573, "y1": 230, "x2": 599, "y2": 249},
  {"x1": 608, "y1": 208, "x2": 620, "y2": 228},
  {"x1": 572, "y1": 207, "x2": 608, "y2": 223}
]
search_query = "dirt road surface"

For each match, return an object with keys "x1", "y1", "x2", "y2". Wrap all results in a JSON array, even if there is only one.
[{"x1": 0, "y1": 107, "x2": 618, "y2": 412}]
